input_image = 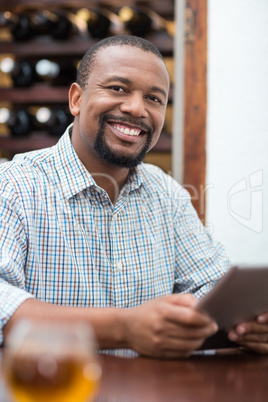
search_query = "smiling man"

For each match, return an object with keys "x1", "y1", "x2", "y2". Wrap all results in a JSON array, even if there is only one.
[
  {"x1": 69, "y1": 37, "x2": 169, "y2": 201},
  {"x1": 1, "y1": 35, "x2": 266, "y2": 358}
]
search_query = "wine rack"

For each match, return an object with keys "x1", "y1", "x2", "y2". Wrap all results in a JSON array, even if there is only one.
[{"x1": 0, "y1": 0, "x2": 174, "y2": 172}]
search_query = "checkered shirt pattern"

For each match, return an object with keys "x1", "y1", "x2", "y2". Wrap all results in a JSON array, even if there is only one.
[{"x1": 0, "y1": 125, "x2": 230, "y2": 344}]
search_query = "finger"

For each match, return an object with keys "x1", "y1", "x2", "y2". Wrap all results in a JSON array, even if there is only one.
[
  {"x1": 257, "y1": 312, "x2": 268, "y2": 324},
  {"x1": 166, "y1": 303, "x2": 217, "y2": 328},
  {"x1": 231, "y1": 333, "x2": 268, "y2": 344},
  {"x1": 147, "y1": 335, "x2": 208, "y2": 359},
  {"x1": 159, "y1": 319, "x2": 218, "y2": 340},
  {"x1": 160, "y1": 294, "x2": 216, "y2": 327},
  {"x1": 236, "y1": 341, "x2": 268, "y2": 355},
  {"x1": 167, "y1": 293, "x2": 198, "y2": 308},
  {"x1": 234, "y1": 322, "x2": 268, "y2": 335}
]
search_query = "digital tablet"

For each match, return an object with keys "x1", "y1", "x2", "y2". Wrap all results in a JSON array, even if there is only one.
[{"x1": 196, "y1": 265, "x2": 268, "y2": 329}]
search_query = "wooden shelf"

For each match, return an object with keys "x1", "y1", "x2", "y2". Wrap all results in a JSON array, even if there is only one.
[
  {"x1": 0, "y1": 1, "x2": 174, "y2": 157},
  {"x1": 0, "y1": 33, "x2": 173, "y2": 57},
  {"x1": 0, "y1": 85, "x2": 173, "y2": 104},
  {"x1": 0, "y1": 85, "x2": 69, "y2": 103},
  {"x1": 0, "y1": 132, "x2": 58, "y2": 154},
  {"x1": 0, "y1": 38, "x2": 97, "y2": 57},
  {"x1": 0, "y1": 130, "x2": 171, "y2": 155},
  {"x1": 0, "y1": 0, "x2": 174, "y2": 19}
]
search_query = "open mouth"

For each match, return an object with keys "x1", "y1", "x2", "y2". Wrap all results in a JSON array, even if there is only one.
[
  {"x1": 106, "y1": 120, "x2": 149, "y2": 144},
  {"x1": 112, "y1": 124, "x2": 142, "y2": 136},
  {"x1": 109, "y1": 122, "x2": 146, "y2": 137}
]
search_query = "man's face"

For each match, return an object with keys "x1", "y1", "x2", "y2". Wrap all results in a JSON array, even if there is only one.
[{"x1": 70, "y1": 45, "x2": 169, "y2": 170}]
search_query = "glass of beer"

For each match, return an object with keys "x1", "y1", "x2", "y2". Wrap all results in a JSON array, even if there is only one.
[{"x1": 2, "y1": 319, "x2": 101, "y2": 402}]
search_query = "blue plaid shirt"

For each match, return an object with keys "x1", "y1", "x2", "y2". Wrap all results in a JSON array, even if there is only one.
[{"x1": 0, "y1": 125, "x2": 229, "y2": 344}]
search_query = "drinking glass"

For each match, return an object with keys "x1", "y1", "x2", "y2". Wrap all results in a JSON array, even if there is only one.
[{"x1": 2, "y1": 319, "x2": 101, "y2": 402}]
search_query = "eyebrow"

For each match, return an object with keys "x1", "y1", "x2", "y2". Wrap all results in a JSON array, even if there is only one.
[
  {"x1": 150, "y1": 85, "x2": 167, "y2": 99},
  {"x1": 104, "y1": 76, "x2": 167, "y2": 99}
]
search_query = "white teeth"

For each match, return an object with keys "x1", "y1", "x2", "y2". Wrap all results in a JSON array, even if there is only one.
[{"x1": 113, "y1": 125, "x2": 141, "y2": 136}]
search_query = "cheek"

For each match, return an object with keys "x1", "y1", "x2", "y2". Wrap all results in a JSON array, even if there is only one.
[
  {"x1": 154, "y1": 110, "x2": 166, "y2": 132},
  {"x1": 86, "y1": 97, "x2": 118, "y2": 121},
  {"x1": 150, "y1": 111, "x2": 166, "y2": 140},
  {"x1": 80, "y1": 104, "x2": 100, "y2": 127}
]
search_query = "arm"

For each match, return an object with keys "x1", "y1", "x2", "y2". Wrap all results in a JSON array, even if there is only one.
[
  {"x1": 0, "y1": 177, "x2": 34, "y2": 343},
  {"x1": 4, "y1": 293, "x2": 218, "y2": 359},
  {"x1": 173, "y1": 186, "x2": 230, "y2": 298}
]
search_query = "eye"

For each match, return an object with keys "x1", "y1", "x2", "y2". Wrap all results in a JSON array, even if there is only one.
[
  {"x1": 147, "y1": 95, "x2": 163, "y2": 105},
  {"x1": 109, "y1": 86, "x2": 125, "y2": 92}
]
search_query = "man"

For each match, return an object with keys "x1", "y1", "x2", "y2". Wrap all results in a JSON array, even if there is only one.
[{"x1": 0, "y1": 36, "x2": 267, "y2": 358}]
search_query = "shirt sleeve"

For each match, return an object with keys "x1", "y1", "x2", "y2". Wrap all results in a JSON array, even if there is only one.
[
  {"x1": 0, "y1": 179, "x2": 34, "y2": 345},
  {"x1": 173, "y1": 186, "x2": 231, "y2": 299}
]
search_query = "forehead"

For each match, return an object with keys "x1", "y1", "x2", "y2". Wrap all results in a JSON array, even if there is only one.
[{"x1": 90, "y1": 45, "x2": 169, "y2": 88}]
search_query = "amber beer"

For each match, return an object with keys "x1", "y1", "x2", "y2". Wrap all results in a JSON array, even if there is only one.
[
  {"x1": 2, "y1": 320, "x2": 101, "y2": 402},
  {"x1": 4, "y1": 355, "x2": 99, "y2": 402}
]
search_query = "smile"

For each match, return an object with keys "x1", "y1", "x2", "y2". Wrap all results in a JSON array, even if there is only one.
[{"x1": 111, "y1": 123, "x2": 142, "y2": 136}]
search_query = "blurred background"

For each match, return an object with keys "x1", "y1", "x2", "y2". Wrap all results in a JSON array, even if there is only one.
[
  {"x1": 0, "y1": 0, "x2": 267, "y2": 265},
  {"x1": 206, "y1": 0, "x2": 268, "y2": 265}
]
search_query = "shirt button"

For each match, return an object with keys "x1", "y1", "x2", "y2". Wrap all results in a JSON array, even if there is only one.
[{"x1": 116, "y1": 261, "x2": 123, "y2": 271}]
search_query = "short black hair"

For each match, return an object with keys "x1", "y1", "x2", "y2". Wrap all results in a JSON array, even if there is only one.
[{"x1": 76, "y1": 35, "x2": 165, "y2": 90}]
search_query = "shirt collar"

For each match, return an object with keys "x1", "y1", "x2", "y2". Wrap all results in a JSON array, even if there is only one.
[
  {"x1": 53, "y1": 124, "x2": 96, "y2": 199},
  {"x1": 123, "y1": 165, "x2": 145, "y2": 195},
  {"x1": 53, "y1": 124, "x2": 145, "y2": 200}
]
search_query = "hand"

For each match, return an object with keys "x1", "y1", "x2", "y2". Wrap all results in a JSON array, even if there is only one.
[
  {"x1": 228, "y1": 312, "x2": 268, "y2": 354},
  {"x1": 121, "y1": 293, "x2": 218, "y2": 359}
]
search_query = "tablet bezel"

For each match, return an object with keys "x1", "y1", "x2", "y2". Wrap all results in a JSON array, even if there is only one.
[{"x1": 196, "y1": 265, "x2": 268, "y2": 329}]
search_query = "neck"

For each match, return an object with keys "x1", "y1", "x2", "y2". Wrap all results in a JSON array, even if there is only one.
[
  {"x1": 90, "y1": 162, "x2": 130, "y2": 204},
  {"x1": 78, "y1": 150, "x2": 131, "y2": 202},
  {"x1": 71, "y1": 122, "x2": 132, "y2": 203}
]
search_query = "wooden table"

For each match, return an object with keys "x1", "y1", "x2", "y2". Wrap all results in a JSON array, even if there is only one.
[
  {"x1": 95, "y1": 350, "x2": 268, "y2": 402},
  {"x1": 1, "y1": 349, "x2": 268, "y2": 402}
]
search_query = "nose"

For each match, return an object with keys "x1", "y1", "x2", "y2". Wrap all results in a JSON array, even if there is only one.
[{"x1": 120, "y1": 92, "x2": 148, "y2": 118}]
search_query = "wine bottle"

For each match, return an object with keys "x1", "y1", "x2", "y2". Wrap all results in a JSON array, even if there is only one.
[
  {"x1": 0, "y1": 9, "x2": 84, "y2": 41},
  {"x1": 118, "y1": 6, "x2": 175, "y2": 38},
  {"x1": 75, "y1": 8, "x2": 110, "y2": 38},
  {"x1": 142, "y1": 8, "x2": 175, "y2": 37},
  {"x1": 118, "y1": 6, "x2": 152, "y2": 37},
  {"x1": 35, "y1": 59, "x2": 77, "y2": 86},
  {"x1": 35, "y1": 107, "x2": 73, "y2": 136},
  {"x1": 0, "y1": 11, "x2": 33, "y2": 40},
  {"x1": 0, "y1": 107, "x2": 34, "y2": 137},
  {"x1": 0, "y1": 57, "x2": 36, "y2": 87},
  {"x1": 76, "y1": 8, "x2": 123, "y2": 38},
  {"x1": 29, "y1": 10, "x2": 76, "y2": 39}
]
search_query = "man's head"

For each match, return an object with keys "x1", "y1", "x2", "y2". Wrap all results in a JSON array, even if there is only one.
[
  {"x1": 76, "y1": 35, "x2": 165, "y2": 90},
  {"x1": 69, "y1": 35, "x2": 169, "y2": 171}
]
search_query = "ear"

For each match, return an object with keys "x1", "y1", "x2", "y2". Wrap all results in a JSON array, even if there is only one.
[{"x1": 69, "y1": 83, "x2": 83, "y2": 116}]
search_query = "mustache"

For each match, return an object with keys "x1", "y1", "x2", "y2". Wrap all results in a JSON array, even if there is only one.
[{"x1": 99, "y1": 113, "x2": 153, "y2": 135}]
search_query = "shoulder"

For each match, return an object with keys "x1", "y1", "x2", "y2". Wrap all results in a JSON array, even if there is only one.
[{"x1": 0, "y1": 146, "x2": 55, "y2": 199}]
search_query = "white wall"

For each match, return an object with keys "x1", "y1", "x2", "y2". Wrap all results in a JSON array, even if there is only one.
[{"x1": 206, "y1": 0, "x2": 268, "y2": 264}]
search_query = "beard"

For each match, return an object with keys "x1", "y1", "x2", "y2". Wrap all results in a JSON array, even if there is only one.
[{"x1": 94, "y1": 114, "x2": 154, "y2": 168}]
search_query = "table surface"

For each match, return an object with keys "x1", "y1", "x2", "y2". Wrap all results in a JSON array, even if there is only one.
[
  {"x1": 1, "y1": 349, "x2": 268, "y2": 402},
  {"x1": 95, "y1": 349, "x2": 268, "y2": 402}
]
